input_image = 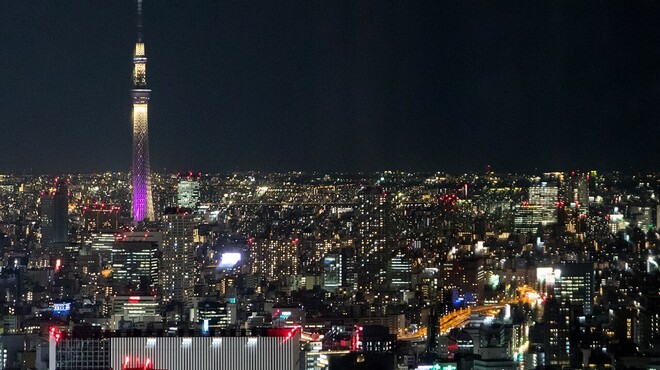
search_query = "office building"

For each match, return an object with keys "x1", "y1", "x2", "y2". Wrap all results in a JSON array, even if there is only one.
[
  {"x1": 177, "y1": 173, "x2": 200, "y2": 209},
  {"x1": 86, "y1": 231, "x2": 117, "y2": 264},
  {"x1": 161, "y1": 208, "x2": 196, "y2": 305},
  {"x1": 247, "y1": 239, "x2": 299, "y2": 280},
  {"x1": 442, "y1": 258, "x2": 485, "y2": 306},
  {"x1": 322, "y1": 253, "x2": 342, "y2": 292},
  {"x1": 111, "y1": 232, "x2": 161, "y2": 293},
  {"x1": 197, "y1": 300, "x2": 237, "y2": 330},
  {"x1": 563, "y1": 172, "x2": 589, "y2": 217},
  {"x1": 49, "y1": 335, "x2": 109, "y2": 370},
  {"x1": 528, "y1": 182, "x2": 558, "y2": 226},
  {"x1": 554, "y1": 263, "x2": 594, "y2": 315},
  {"x1": 110, "y1": 295, "x2": 161, "y2": 330},
  {"x1": 356, "y1": 186, "x2": 392, "y2": 290},
  {"x1": 388, "y1": 252, "x2": 412, "y2": 290},
  {"x1": 514, "y1": 182, "x2": 558, "y2": 235}
]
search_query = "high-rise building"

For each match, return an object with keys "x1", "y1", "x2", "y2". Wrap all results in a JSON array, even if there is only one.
[
  {"x1": 82, "y1": 203, "x2": 120, "y2": 231},
  {"x1": 528, "y1": 182, "x2": 558, "y2": 225},
  {"x1": 554, "y1": 262, "x2": 594, "y2": 315},
  {"x1": 563, "y1": 172, "x2": 589, "y2": 216},
  {"x1": 515, "y1": 182, "x2": 558, "y2": 234},
  {"x1": 388, "y1": 252, "x2": 412, "y2": 290},
  {"x1": 539, "y1": 263, "x2": 594, "y2": 367},
  {"x1": 161, "y1": 208, "x2": 196, "y2": 305},
  {"x1": 131, "y1": 0, "x2": 154, "y2": 222},
  {"x1": 39, "y1": 178, "x2": 69, "y2": 245},
  {"x1": 322, "y1": 253, "x2": 342, "y2": 292},
  {"x1": 86, "y1": 231, "x2": 117, "y2": 265},
  {"x1": 442, "y1": 258, "x2": 485, "y2": 306},
  {"x1": 559, "y1": 172, "x2": 590, "y2": 237},
  {"x1": 356, "y1": 186, "x2": 392, "y2": 290},
  {"x1": 514, "y1": 204, "x2": 543, "y2": 235},
  {"x1": 111, "y1": 232, "x2": 161, "y2": 294},
  {"x1": 320, "y1": 247, "x2": 357, "y2": 291},
  {"x1": 247, "y1": 239, "x2": 299, "y2": 280},
  {"x1": 543, "y1": 297, "x2": 584, "y2": 368},
  {"x1": 39, "y1": 193, "x2": 53, "y2": 245},
  {"x1": 177, "y1": 172, "x2": 201, "y2": 209},
  {"x1": 51, "y1": 179, "x2": 69, "y2": 244}
]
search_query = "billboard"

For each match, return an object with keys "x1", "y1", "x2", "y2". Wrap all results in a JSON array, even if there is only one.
[{"x1": 219, "y1": 252, "x2": 241, "y2": 269}]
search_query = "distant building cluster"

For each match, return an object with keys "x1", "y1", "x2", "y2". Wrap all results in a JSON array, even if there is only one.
[{"x1": 0, "y1": 170, "x2": 659, "y2": 369}]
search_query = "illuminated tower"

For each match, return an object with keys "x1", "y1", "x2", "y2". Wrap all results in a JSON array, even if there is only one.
[{"x1": 131, "y1": 0, "x2": 154, "y2": 221}]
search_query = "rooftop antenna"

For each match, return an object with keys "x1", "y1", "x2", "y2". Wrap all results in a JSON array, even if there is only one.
[{"x1": 137, "y1": 0, "x2": 143, "y2": 42}]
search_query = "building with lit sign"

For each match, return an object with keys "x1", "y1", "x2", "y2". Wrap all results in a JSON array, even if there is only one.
[{"x1": 111, "y1": 295, "x2": 161, "y2": 330}]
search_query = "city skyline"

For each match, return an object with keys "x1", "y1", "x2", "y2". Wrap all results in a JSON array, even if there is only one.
[
  {"x1": 2, "y1": 1, "x2": 660, "y2": 369},
  {"x1": 0, "y1": 169, "x2": 658, "y2": 369},
  {"x1": 2, "y1": 1, "x2": 660, "y2": 173}
]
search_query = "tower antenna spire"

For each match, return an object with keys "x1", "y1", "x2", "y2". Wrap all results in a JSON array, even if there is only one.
[{"x1": 137, "y1": 0, "x2": 143, "y2": 42}]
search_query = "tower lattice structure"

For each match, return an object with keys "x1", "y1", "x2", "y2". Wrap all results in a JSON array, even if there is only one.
[{"x1": 131, "y1": 0, "x2": 154, "y2": 221}]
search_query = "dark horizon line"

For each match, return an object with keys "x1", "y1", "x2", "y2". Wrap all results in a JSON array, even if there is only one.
[{"x1": 0, "y1": 168, "x2": 655, "y2": 177}]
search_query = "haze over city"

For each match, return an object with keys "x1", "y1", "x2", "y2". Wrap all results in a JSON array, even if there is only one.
[{"x1": 3, "y1": 1, "x2": 660, "y2": 173}]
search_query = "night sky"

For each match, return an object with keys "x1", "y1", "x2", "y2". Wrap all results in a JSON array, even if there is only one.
[{"x1": 2, "y1": 1, "x2": 660, "y2": 174}]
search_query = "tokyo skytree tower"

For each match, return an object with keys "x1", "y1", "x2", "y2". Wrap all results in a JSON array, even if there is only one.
[{"x1": 131, "y1": 0, "x2": 154, "y2": 221}]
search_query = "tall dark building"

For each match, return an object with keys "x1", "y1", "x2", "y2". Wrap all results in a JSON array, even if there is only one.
[
  {"x1": 542, "y1": 297, "x2": 567, "y2": 367},
  {"x1": 554, "y1": 262, "x2": 594, "y2": 315},
  {"x1": 82, "y1": 203, "x2": 120, "y2": 231},
  {"x1": 40, "y1": 178, "x2": 69, "y2": 245},
  {"x1": 541, "y1": 263, "x2": 594, "y2": 367},
  {"x1": 442, "y1": 258, "x2": 485, "y2": 306}
]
